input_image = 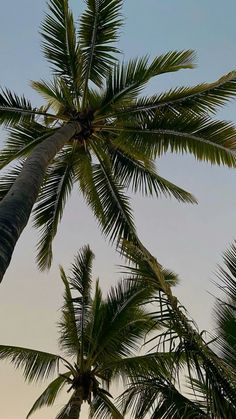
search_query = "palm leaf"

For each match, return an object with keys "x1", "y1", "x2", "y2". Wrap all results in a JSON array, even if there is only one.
[
  {"x1": 0, "y1": 345, "x2": 61, "y2": 382},
  {"x1": 0, "y1": 163, "x2": 24, "y2": 201},
  {"x1": 114, "y1": 70, "x2": 236, "y2": 118},
  {"x1": 114, "y1": 113, "x2": 236, "y2": 167},
  {"x1": 91, "y1": 138, "x2": 136, "y2": 243},
  {"x1": 33, "y1": 147, "x2": 75, "y2": 270},
  {"x1": 41, "y1": 0, "x2": 81, "y2": 89},
  {"x1": 0, "y1": 123, "x2": 54, "y2": 169},
  {"x1": 90, "y1": 388, "x2": 123, "y2": 419},
  {"x1": 32, "y1": 78, "x2": 75, "y2": 114},
  {"x1": 98, "y1": 50, "x2": 195, "y2": 114},
  {"x1": 120, "y1": 374, "x2": 208, "y2": 419},
  {"x1": 26, "y1": 373, "x2": 71, "y2": 418},
  {"x1": 79, "y1": 0, "x2": 123, "y2": 97},
  {"x1": 58, "y1": 266, "x2": 80, "y2": 357},
  {"x1": 106, "y1": 143, "x2": 196, "y2": 203},
  {"x1": 0, "y1": 88, "x2": 36, "y2": 126}
]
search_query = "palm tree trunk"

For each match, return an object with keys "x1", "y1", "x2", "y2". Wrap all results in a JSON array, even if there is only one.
[
  {"x1": 68, "y1": 390, "x2": 83, "y2": 419},
  {"x1": 0, "y1": 121, "x2": 81, "y2": 282}
]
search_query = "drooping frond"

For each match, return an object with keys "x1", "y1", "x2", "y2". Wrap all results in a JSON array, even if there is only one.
[
  {"x1": 0, "y1": 88, "x2": 36, "y2": 126},
  {"x1": 91, "y1": 139, "x2": 136, "y2": 243},
  {"x1": 90, "y1": 388, "x2": 123, "y2": 419},
  {"x1": 119, "y1": 374, "x2": 208, "y2": 419},
  {"x1": 33, "y1": 147, "x2": 75, "y2": 270},
  {"x1": 115, "y1": 113, "x2": 236, "y2": 167},
  {"x1": 26, "y1": 373, "x2": 71, "y2": 418},
  {"x1": 41, "y1": 0, "x2": 81, "y2": 90},
  {"x1": 107, "y1": 143, "x2": 196, "y2": 203},
  {"x1": 0, "y1": 123, "x2": 54, "y2": 169},
  {"x1": 0, "y1": 345, "x2": 61, "y2": 383},
  {"x1": 79, "y1": 0, "x2": 123, "y2": 98}
]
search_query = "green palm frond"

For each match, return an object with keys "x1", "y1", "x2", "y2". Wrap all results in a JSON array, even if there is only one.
[
  {"x1": 41, "y1": 0, "x2": 81, "y2": 89},
  {"x1": 69, "y1": 246, "x2": 94, "y2": 367},
  {"x1": 90, "y1": 388, "x2": 123, "y2": 419},
  {"x1": 79, "y1": 0, "x2": 123, "y2": 98},
  {"x1": 120, "y1": 374, "x2": 207, "y2": 419},
  {"x1": 116, "y1": 113, "x2": 236, "y2": 167},
  {"x1": 89, "y1": 280, "x2": 156, "y2": 365},
  {"x1": 33, "y1": 147, "x2": 75, "y2": 270},
  {"x1": 0, "y1": 163, "x2": 23, "y2": 201},
  {"x1": 0, "y1": 123, "x2": 54, "y2": 169},
  {"x1": 98, "y1": 50, "x2": 195, "y2": 114},
  {"x1": 32, "y1": 78, "x2": 75, "y2": 115},
  {"x1": 91, "y1": 139, "x2": 136, "y2": 243},
  {"x1": 213, "y1": 242, "x2": 236, "y2": 368},
  {"x1": 58, "y1": 266, "x2": 80, "y2": 357},
  {"x1": 0, "y1": 88, "x2": 36, "y2": 125},
  {"x1": 0, "y1": 345, "x2": 61, "y2": 382},
  {"x1": 107, "y1": 143, "x2": 196, "y2": 203},
  {"x1": 74, "y1": 146, "x2": 106, "y2": 228},
  {"x1": 114, "y1": 70, "x2": 236, "y2": 118},
  {"x1": 26, "y1": 373, "x2": 71, "y2": 418}
]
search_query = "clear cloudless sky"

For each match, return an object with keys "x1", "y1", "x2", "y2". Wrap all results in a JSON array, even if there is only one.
[{"x1": 0, "y1": 1, "x2": 236, "y2": 418}]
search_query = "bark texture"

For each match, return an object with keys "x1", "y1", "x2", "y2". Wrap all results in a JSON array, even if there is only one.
[
  {"x1": 0, "y1": 122, "x2": 80, "y2": 282},
  {"x1": 68, "y1": 390, "x2": 83, "y2": 419}
]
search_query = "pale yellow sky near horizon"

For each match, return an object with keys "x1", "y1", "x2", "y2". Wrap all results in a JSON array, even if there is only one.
[{"x1": 1, "y1": 0, "x2": 236, "y2": 418}]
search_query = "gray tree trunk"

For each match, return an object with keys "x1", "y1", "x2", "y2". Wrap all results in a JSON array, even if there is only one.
[{"x1": 0, "y1": 121, "x2": 80, "y2": 282}]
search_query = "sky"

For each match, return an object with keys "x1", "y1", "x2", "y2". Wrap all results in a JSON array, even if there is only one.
[{"x1": 0, "y1": 0, "x2": 236, "y2": 418}]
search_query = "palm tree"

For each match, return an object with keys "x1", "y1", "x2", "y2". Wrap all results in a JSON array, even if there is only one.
[
  {"x1": 0, "y1": 245, "x2": 166, "y2": 418},
  {"x1": 0, "y1": 0, "x2": 236, "y2": 281},
  {"x1": 117, "y1": 241, "x2": 236, "y2": 418}
]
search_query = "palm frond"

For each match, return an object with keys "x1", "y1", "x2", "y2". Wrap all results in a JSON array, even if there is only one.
[
  {"x1": 33, "y1": 147, "x2": 75, "y2": 270},
  {"x1": 58, "y1": 266, "x2": 80, "y2": 357},
  {"x1": 98, "y1": 50, "x2": 195, "y2": 114},
  {"x1": 119, "y1": 374, "x2": 208, "y2": 419},
  {"x1": 89, "y1": 279, "x2": 156, "y2": 365},
  {"x1": 213, "y1": 242, "x2": 236, "y2": 368},
  {"x1": 90, "y1": 388, "x2": 123, "y2": 419},
  {"x1": 0, "y1": 123, "x2": 54, "y2": 169},
  {"x1": 91, "y1": 138, "x2": 136, "y2": 243},
  {"x1": 114, "y1": 113, "x2": 236, "y2": 167},
  {"x1": 114, "y1": 70, "x2": 236, "y2": 118},
  {"x1": 0, "y1": 88, "x2": 36, "y2": 126},
  {"x1": 69, "y1": 246, "x2": 94, "y2": 367},
  {"x1": 32, "y1": 78, "x2": 75, "y2": 114},
  {"x1": 41, "y1": 0, "x2": 81, "y2": 90},
  {"x1": 0, "y1": 163, "x2": 24, "y2": 201},
  {"x1": 79, "y1": 0, "x2": 123, "y2": 97},
  {"x1": 107, "y1": 143, "x2": 196, "y2": 203},
  {"x1": 0, "y1": 345, "x2": 61, "y2": 382},
  {"x1": 26, "y1": 373, "x2": 71, "y2": 418}
]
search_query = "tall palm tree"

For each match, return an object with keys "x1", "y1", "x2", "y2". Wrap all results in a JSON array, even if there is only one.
[
  {"x1": 0, "y1": 0, "x2": 236, "y2": 281},
  {"x1": 117, "y1": 241, "x2": 236, "y2": 418},
  {"x1": 0, "y1": 245, "x2": 166, "y2": 418}
]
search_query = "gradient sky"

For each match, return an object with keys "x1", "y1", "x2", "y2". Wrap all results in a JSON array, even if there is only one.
[{"x1": 0, "y1": 1, "x2": 236, "y2": 418}]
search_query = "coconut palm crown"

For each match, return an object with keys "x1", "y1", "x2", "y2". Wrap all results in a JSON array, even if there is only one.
[
  {"x1": 1, "y1": 0, "x2": 236, "y2": 281},
  {"x1": 0, "y1": 245, "x2": 165, "y2": 418}
]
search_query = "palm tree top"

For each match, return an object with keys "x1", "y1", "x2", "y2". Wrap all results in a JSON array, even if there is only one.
[{"x1": 0, "y1": 0, "x2": 236, "y2": 279}]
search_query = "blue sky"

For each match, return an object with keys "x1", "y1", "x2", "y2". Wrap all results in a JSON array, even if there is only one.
[{"x1": 0, "y1": 1, "x2": 236, "y2": 417}]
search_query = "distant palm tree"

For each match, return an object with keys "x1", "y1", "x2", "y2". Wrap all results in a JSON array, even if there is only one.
[
  {"x1": 0, "y1": 245, "x2": 163, "y2": 418},
  {"x1": 0, "y1": 0, "x2": 236, "y2": 281},
  {"x1": 118, "y1": 240, "x2": 236, "y2": 418}
]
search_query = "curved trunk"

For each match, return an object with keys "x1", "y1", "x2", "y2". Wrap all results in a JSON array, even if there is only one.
[{"x1": 0, "y1": 121, "x2": 80, "y2": 282}]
